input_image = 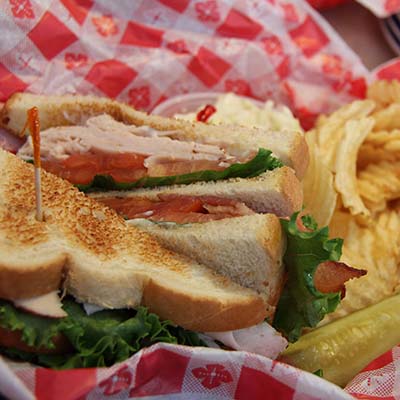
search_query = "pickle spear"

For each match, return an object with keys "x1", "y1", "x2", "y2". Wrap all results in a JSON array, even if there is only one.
[{"x1": 279, "y1": 293, "x2": 400, "y2": 387}]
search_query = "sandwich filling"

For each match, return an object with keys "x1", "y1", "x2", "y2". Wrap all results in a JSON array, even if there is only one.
[
  {"x1": 17, "y1": 115, "x2": 281, "y2": 189},
  {"x1": 97, "y1": 194, "x2": 255, "y2": 223}
]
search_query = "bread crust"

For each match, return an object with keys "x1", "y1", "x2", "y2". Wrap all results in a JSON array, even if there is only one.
[
  {"x1": 0, "y1": 257, "x2": 65, "y2": 300},
  {"x1": 143, "y1": 279, "x2": 266, "y2": 332}
]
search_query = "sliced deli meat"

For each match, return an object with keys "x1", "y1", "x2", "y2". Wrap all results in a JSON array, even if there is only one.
[
  {"x1": 12, "y1": 291, "x2": 67, "y2": 318},
  {"x1": 205, "y1": 322, "x2": 288, "y2": 360},
  {"x1": 17, "y1": 114, "x2": 242, "y2": 184}
]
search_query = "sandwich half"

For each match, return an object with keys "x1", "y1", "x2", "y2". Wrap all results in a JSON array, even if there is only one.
[
  {"x1": 90, "y1": 167, "x2": 302, "y2": 312},
  {"x1": 1, "y1": 93, "x2": 309, "y2": 193},
  {"x1": 0, "y1": 148, "x2": 278, "y2": 367},
  {"x1": 0, "y1": 93, "x2": 304, "y2": 320}
]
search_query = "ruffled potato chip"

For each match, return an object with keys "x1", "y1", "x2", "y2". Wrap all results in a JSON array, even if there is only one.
[
  {"x1": 367, "y1": 80, "x2": 400, "y2": 109},
  {"x1": 371, "y1": 103, "x2": 400, "y2": 131},
  {"x1": 334, "y1": 118, "x2": 374, "y2": 217},
  {"x1": 322, "y1": 211, "x2": 400, "y2": 325},
  {"x1": 315, "y1": 100, "x2": 375, "y2": 170},
  {"x1": 302, "y1": 131, "x2": 337, "y2": 227},
  {"x1": 358, "y1": 161, "x2": 400, "y2": 213},
  {"x1": 358, "y1": 130, "x2": 400, "y2": 168}
]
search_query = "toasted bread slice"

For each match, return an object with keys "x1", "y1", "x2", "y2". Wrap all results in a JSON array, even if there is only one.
[
  {"x1": 0, "y1": 149, "x2": 266, "y2": 331},
  {"x1": 0, "y1": 93, "x2": 308, "y2": 178},
  {"x1": 90, "y1": 166, "x2": 302, "y2": 217},
  {"x1": 129, "y1": 214, "x2": 285, "y2": 316}
]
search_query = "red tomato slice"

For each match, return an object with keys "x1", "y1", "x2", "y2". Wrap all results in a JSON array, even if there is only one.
[
  {"x1": 42, "y1": 152, "x2": 227, "y2": 185},
  {"x1": 63, "y1": 153, "x2": 99, "y2": 169},
  {"x1": 150, "y1": 212, "x2": 232, "y2": 224},
  {"x1": 147, "y1": 160, "x2": 224, "y2": 177},
  {"x1": 105, "y1": 153, "x2": 146, "y2": 170},
  {"x1": 98, "y1": 196, "x2": 205, "y2": 220},
  {"x1": 43, "y1": 153, "x2": 147, "y2": 185},
  {"x1": 107, "y1": 169, "x2": 147, "y2": 183}
]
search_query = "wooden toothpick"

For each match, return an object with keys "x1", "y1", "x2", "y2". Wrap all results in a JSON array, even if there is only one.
[{"x1": 21, "y1": 107, "x2": 43, "y2": 222}]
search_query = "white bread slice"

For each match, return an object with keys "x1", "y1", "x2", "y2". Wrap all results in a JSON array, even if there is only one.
[
  {"x1": 0, "y1": 93, "x2": 309, "y2": 178},
  {"x1": 0, "y1": 148, "x2": 266, "y2": 332},
  {"x1": 128, "y1": 214, "x2": 285, "y2": 317},
  {"x1": 90, "y1": 166, "x2": 302, "y2": 217}
]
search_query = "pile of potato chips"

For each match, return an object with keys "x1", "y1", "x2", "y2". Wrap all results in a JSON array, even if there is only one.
[{"x1": 303, "y1": 80, "x2": 400, "y2": 324}]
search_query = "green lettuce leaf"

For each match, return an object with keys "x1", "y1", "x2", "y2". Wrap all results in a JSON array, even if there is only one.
[
  {"x1": 77, "y1": 148, "x2": 283, "y2": 192},
  {"x1": 0, "y1": 300, "x2": 60, "y2": 349},
  {"x1": 0, "y1": 298, "x2": 206, "y2": 369},
  {"x1": 273, "y1": 213, "x2": 343, "y2": 342}
]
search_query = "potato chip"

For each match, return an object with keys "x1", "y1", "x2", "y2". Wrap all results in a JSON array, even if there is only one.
[
  {"x1": 334, "y1": 118, "x2": 374, "y2": 216},
  {"x1": 371, "y1": 103, "x2": 400, "y2": 131},
  {"x1": 308, "y1": 82, "x2": 400, "y2": 325},
  {"x1": 357, "y1": 143, "x2": 398, "y2": 169},
  {"x1": 367, "y1": 80, "x2": 400, "y2": 109},
  {"x1": 358, "y1": 129, "x2": 400, "y2": 168},
  {"x1": 328, "y1": 209, "x2": 352, "y2": 239},
  {"x1": 358, "y1": 161, "x2": 400, "y2": 213},
  {"x1": 365, "y1": 130, "x2": 400, "y2": 145},
  {"x1": 321, "y1": 211, "x2": 400, "y2": 325},
  {"x1": 314, "y1": 100, "x2": 375, "y2": 170},
  {"x1": 302, "y1": 131, "x2": 337, "y2": 227}
]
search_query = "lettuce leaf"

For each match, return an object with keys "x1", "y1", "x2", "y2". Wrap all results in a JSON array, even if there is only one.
[
  {"x1": 273, "y1": 213, "x2": 343, "y2": 342},
  {"x1": 77, "y1": 148, "x2": 283, "y2": 192},
  {"x1": 0, "y1": 298, "x2": 205, "y2": 369}
]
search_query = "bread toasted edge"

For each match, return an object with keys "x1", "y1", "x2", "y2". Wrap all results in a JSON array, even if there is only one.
[
  {"x1": 0, "y1": 255, "x2": 66, "y2": 300},
  {"x1": 143, "y1": 278, "x2": 266, "y2": 332}
]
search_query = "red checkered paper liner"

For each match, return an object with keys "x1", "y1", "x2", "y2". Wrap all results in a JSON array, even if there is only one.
[
  {"x1": 0, "y1": 0, "x2": 371, "y2": 129},
  {"x1": 3, "y1": 343, "x2": 353, "y2": 400},
  {"x1": 346, "y1": 345, "x2": 400, "y2": 400},
  {"x1": 3, "y1": 343, "x2": 400, "y2": 400},
  {"x1": 0, "y1": 0, "x2": 399, "y2": 399}
]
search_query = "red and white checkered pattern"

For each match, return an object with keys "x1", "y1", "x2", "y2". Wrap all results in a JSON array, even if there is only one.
[
  {"x1": 4, "y1": 343, "x2": 400, "y2": 400},
  {"x1": 1, "y1": 1, "x2": 400, "y2": 399},
  {"x1": 0, "y1": 0, "x2": 371, "y2": 129}
]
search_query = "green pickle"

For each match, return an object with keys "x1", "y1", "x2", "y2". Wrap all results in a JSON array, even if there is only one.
[{"x1": 279, "y1": 293, "x2": 400, "y2": 387}]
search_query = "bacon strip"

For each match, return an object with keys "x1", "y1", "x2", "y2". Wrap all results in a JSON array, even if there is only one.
[{"x1": 314, "y1": 261, "x2": 367, "y2": 298}]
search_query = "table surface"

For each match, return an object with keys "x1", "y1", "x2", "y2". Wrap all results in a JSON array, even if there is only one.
[{"x1": 322, "y1": 1, "x2": 396, "y2": 70}]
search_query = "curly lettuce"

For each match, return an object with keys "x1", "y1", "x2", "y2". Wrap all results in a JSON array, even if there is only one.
[
  {"x1": 0, "y1": 298, "x2": 205, "y2": 369},
  {"x1": 273, "y1": 213, "x2": 343, "y2": 342}
]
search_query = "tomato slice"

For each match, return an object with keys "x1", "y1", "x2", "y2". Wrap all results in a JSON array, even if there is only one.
[
  {"x1": 104, "y1": 153, "x2": 146, "y2": 170},
  {"x1": 41, "y1": 150, "x2": 228, "y2": 185},
  {"x1": 42, "y1": 152, "x2": 148, "y2": 185},
  {"x1": 150, "y1": 211, "x2": 232, "y2": 224},
  {"x1": 107, "y1": 169, "x2": 147, "y2": 183},
  {"x1": 147, "y1": 160, "x2": 224, "y2": 177},
  {"x1": 97, "y1": 195, "x2": 252, "y2": 223}
]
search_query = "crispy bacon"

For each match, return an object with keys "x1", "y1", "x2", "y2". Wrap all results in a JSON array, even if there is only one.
[{"x1": 314, "y1": 261, "x2": 367, "y2": 298}]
